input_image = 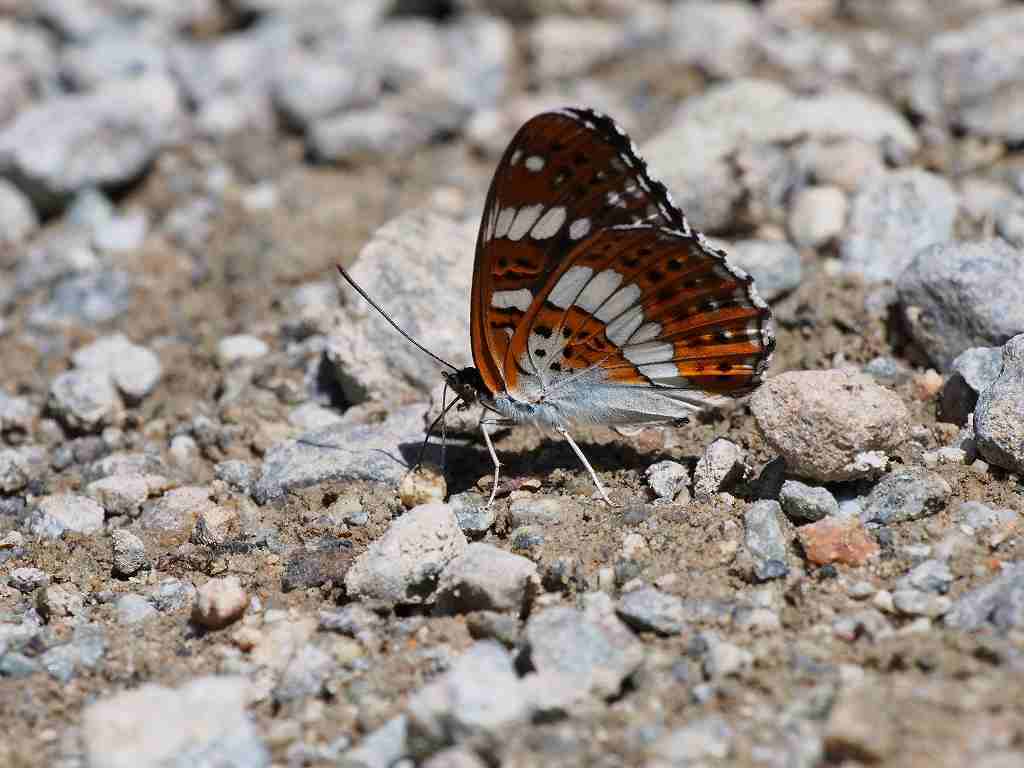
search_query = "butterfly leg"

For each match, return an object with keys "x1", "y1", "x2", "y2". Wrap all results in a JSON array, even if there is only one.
[
  {"x1": 479, "y1": 417, "x2": 507, "y2": 509},
  {"x1": 556, "y1": 427, "x2": 613, "y2": 506}
]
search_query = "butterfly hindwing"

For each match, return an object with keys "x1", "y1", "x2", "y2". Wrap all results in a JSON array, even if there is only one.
[
  {"x1": 470, "y1": 108, "x2": 690, "y2": 394},
  {"x1": 505, "y1": 225, "x2": 774, "y2": 400}
]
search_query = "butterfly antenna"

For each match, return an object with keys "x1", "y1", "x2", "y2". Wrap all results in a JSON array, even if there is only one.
[
  {"x1": 335, "y1": 264, "x2": 460, "y2": 373},
  {"x1": 411, "y1": 383, "x2": 460, "y2": 471}
]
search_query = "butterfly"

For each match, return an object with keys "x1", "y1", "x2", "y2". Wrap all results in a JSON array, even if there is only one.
[{"x1": 338, "y1": 107, "x2": 775, "y2": 506}]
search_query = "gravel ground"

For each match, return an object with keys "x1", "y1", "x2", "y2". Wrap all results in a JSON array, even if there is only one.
[{"x1": 1, "y1": 1, "x2": 1023, "y2": 767}]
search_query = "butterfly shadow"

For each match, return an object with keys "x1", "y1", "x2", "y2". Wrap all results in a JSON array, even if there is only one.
[{"x1": 398, "y1": 428, "x2": 658, "y2": 497}]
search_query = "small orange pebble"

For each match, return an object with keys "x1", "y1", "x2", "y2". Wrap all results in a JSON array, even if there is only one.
[{"x1": 797, "y1": 516, "x2": 880, "y2": 566}]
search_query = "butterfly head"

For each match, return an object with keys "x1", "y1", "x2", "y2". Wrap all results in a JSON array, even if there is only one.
[{"x1": 443, "y1": 366, "x2": 491, "y2": 410}]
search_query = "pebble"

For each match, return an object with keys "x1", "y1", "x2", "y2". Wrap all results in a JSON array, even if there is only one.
[
  {"x1": 255, "y1": 405, "x2": 434, "y2": 503},
  {"x1": 891, "y1": 589, "x2": 951, "y2": 618},
  {"x1": 750, "y1": 369, "x2": 910, "y2": 481},
  {"x1": 896, "y1": 559, "x2": 953, "y2": 594},
  {"x1": 524, "y1": 603, "x2": 643, "y2": 700},
  {"x1": 71, "y1": 333, "x2": 162, "y2": 402},
  {"x1": 140, "y1": 485, "x2": 216, "y2": 542},
  {"x1": 788, "y1": 185, "x2": 848, "y2": 248},
  {"x1": 111, "y1": 528, "x2": 147, "y2": 576},
  {"x1": 797, "y1": 516, "x2": 880, "y2": 566},
  {"x1": 744, "y1": 501, "x2": 789, "y2": 582},
  {"x1": 0, "y1": 74, "x2": 183, "y2": 214},
  {"x1": 399, "y1": 466, "x2": 447, "y2": 509},
  {"x1": 115, "y1": 594, "x2": 158, "y2": 624},
  {"x1": 824, "y1": 683, "x2": 896, "y2": 763},
  {"x1": 308, "y1": 106, "x2": 429, "y2": 163},
  {"x1": 861, "y1": 468, "x2": 952, "y2": 525},
  {"x1": 434, "y1": 543, "x2": 538, "y2": 615},
  {"x1": 192, "y1": 575, "x2": 248, "y2": 629},
  {"x1": 644, "y1": 460, "x2": 691, "y2": 501},
  {"x1": 779, "y1": 479, "x2": 839, "y2": 522},
  {"x1": 217, "y1": 334, "x2": 269, "y2": 366},
  {"x1": 48, "y1": 370, "x2": 121, "y2": 432},
  {"x1": 693, "y1": 438, "x2": 747, "y2": 500},
  {"x1": 0, "y1": 177, "x2": 39, "y2": 244},
  {"x1": 897, "y1": 239, "x2": 1024, "y2": 370},
  {"x1": 447, "y1": 491, "x2": 496, "y2": 537},
  {"x1": 945, "y1": 563, "x2": 1024, "y2": 630},
  {"x1": 422, "y1": 748, "x2": 487, "y2": 768},
  {"x1": 30, "y1": 493, "x2": 105, "y2": 538},
  {"x1": 508, "y1": 495, "x2": 563, "y2": 527},
  {"x1": 274, "y1": 642, "x2": 333, "y2": 704},
  {"x1": 341, "y1": 715, "x2": 408, "y2": 768},
  {"x1": 799, "y1": 138, "x2": 884, "y2": 193},
  {"x1": 287, "y1": 402, "x2": 343, "y2": 432},
  {"x1": 9, "y1": 566, "x2": 50, "y2": 592},
  {"x1": 955, "y1": 501, "x2": 1018, "y2": 533},
  {"x1": 86, "y1": 473, "x2": 151, "y2": 517},
  {"x1": 29, "y1": 268, "x2": 133, "y2": 328},
  {"x1": 727, "y1": 239, "x2": 803, "y2": 301},
  {"x1": 39, "y1": 623, "x2": 106, "y2": 683},
  {"x1": 406, "y1": 641, "x2": 529, "y2": 759},
  {"x1": 616, "y1": 586, "x2": 687, "y2": 636},
  {"x1": 148, "y1": 577, "x2": 198, "y2": 613},
  {"x1": 81, "y1": 676, "x2": 270, "y2": 768},
  {"x1": 702, "y1": 634, "x2": 754, "y2": 678},
  {"x1": 281, "y1": 539, "x2": 354, "y2": 592},
  {"x1": 975, "y1": 334, "x2": 1024, "y2": 473},
  {"x1": 344, "y1": 502, "x2": 467, "y2": 606},
  {"x1": 528, "y1": 16, "x2": 627, "y2": 81},
  {"x1": 0, "y1": 445, "x2": 44, "y2": 493},
  {"x1": 270, "y1": 52, "x2": 379, "y2": 130},
  {"x1": 939, "y1": 346, "x2": 1003, "y2": 425},
  {"x1": 649, "y1": 716, "x2": 734, "y2": 765},
  {"x1": 37, "y1": 583, "x2": 85, "y2": 621},
  {"x1": 840, "y1": 169, "x2": 956, "y2": 282},
  {"x1": 0, "y1": 390, "x2": 36, "y2": 437}
]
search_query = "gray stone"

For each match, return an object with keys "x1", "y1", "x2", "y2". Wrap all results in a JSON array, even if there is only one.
[
  {"x1": 702, "y1": 634, "x2": 754, "y2": 678},
  {"x1": 421, "y1": 748, "x2": 487, "y2": 768},
  {"x1": 308, "y1": 106, "x2": 430, "y2": 163},
  {"x1": 528, "y1": 16, "x2": 633, "y2": 81},
  {"x1": 728, "y1": 239, "x2": 802, "y2": 301},
  {"x1": 86, "y1": 474, "x2": 152, "y2": 517},
  {"x1": 254, "y1": 404, "x2": 433, "y2": 504},
  {"x1": 788, "y1": 185, "x2": 848, "y2": 249},
  {"x1": 0, "y1": 178, "x2": 38, "y2": 244},
  {"x1": 644, "y1": 460, "x2": 690, "y2": 501},
  {"x1": 217, "y1": 334, "x2": 269, "y2": 366},
  {"x1": 975, "y1": 334, "x2": 1024, "y2": 473},
  {"x1": 287, "y1": 403, "x2": 343, "y2": 432},
  {"x1": 93, "y1": 208, "x2": 148, "y2": 253},
  {"x1": 861, "y1": 468, "x2": 952, "y2": 525},
  {"x1": 897, "y1": 240, "x2": 1024, "y2": 371},
  {"x1": 327, "y1": 210, "x2": 475, "y2": 404},
  {"x1": 955, "y1": 501, "x2": 1018, "y2": 532},
  {"x1": 406, "y1": 641, "x2": 529, "y2": 758},
  {"x1": 275, "y1": 643, "x2": 333, "y2": 703},
  {"x1": 140, "y1": 486, "x2": 216, "y2": 540},
  {"x1": 779, "y1": 480, "x2": 839, "y2": 523},
  {"x1": 29, "y1": 269, "x2": 134, "y2": 329},
  {"x1": 71, "y1": 336, "x2": 156, "y2": 402},
  {"x1": 82, "y1": 676, "x2": 270, "y2": 768},
  {"x1": 59, "y1": 31, "x2": 169, "y2": 89},
  {"x1": 435, "y1": 543, "x2": 538, "y2": 615},
  {"x1": 0, "y1": 445, "x2": 45, "y2": 494},
  {"x1": 945, "y1": 563, "x2": 1024, "y2": 631},
  {"x1": 344, "y1": 503, "x2": 467, "y2": 605},
  {"x1": 48, "y1": 370, "x2": 120, "y2": 433},
  {"x1": 447, "y1": 491, "x2": 495, "y2": 537},
  {"x1": 939, "y1": 346, "x2": 1003, "y2": 425},
  {"x1": 148, "y1": 577, "x2": 197, "y2": 613},
  {"x1": 508, "y1": 496, "x2": 563, "y2": 527},
  {"x1": 892, "y1": 589, "x2": 952, "y2": 618},
  {"x1": 0, "y1": 74, "x2": 184, "y2": 214},
  {"x1": 271, "y1": 52, "x2": 378, "y2": 130},
  {"x1": 798, "y1": 139, "x2": 884, "y2": 193},
  {"x1": 39, "y1": 623, "x2": 106, "y2": 683},
  {"x1": 751, "y1": 369, "x2": 910, "y2": 482},
  {"x1": 616, "y1": 586, "x2": 687, "y2": 636},
  {"x1": 30, "y1": 493, "x2": 105, "y2": 538},
  {"x1": 318, "y1": 604, "x2": 381, "y2": 638},
  {"x1": 996, "y1": 200, "x2": 1024, "y2": 249},
  {"x1": 524, "y1": 603, "x2": 643, "y2": 699},
  {"x1": 214, "y1": 460, "x2": 256, "y2": 494},
  {"x1": 9, "y1": 566, "x2": 49, "y2": 593},
  {"x1": 339, "y1": 715, "x2": 407, "y2": 768},
  {"x1": 667, "y1": 0, "x2": 759, "y2": 78},
  {"x1": 0, "y1": 391, "x2": 35, "y2": 438},
  {"x1": 111, "y1": 528, "x2": 147, "y2": 577},
  {"x1": 896, "y1": 560, "x2": 953, "y2": 594},
  {"x1": 745, "y1": 501, "x2": 789, "y2": 582},
  {"x1": 693, "y1": 438, "x2": 747, "y2": 500},
  {"x1": 840, "y1": 170, "x2": 957, "y2": 283},
  {"x1": 907, "y1": 8, "x2": 1024, "y2": 143},
  {"x1": 650, "y1": 716, "x2": 734, "y2": 764},
  {"x1": 115, "y1": 594, "x2": 157, "y2": 624}
]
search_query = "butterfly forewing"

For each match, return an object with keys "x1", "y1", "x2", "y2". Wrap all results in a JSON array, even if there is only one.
[{"x1": 470, "y1": 108, "x2": 690, "y2": 394}]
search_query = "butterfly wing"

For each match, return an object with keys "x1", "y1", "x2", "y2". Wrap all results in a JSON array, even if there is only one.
[
  {"x1": 470, "y1": 108, "x2": 690, "y2": 396},
  {"x1": 505, "y1": 224, "x2": 774, "y2": 420}
]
